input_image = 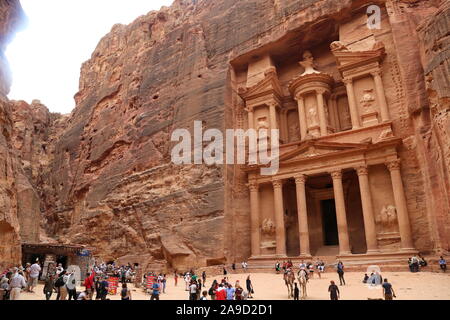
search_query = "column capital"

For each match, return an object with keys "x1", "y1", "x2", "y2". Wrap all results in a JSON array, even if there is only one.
[
  {"x1": 267, "y1": 101, "x2": 279, "y2": 109},
  {"x1": 294, "y1": 174, "x2": 307, "y2": 184},
  {"x1": 342, "y1": 78, "x2": 353, "y2": 86},
  {"x1": 386, "y1": 159, "x2": 401, "y2": 171},
  {"x1": 330, "y1": 170, "x2": 343, "y2": 180},
  {"x1": 272, "y1": 179, "x2": 283, "y2": 188},
  {"x1": 295, "y1": 93, "x2": 305, "y2": 102},
  {"x1": 356, "y1": 166, "x2": 369, "y2": 176},
  {"x1": 316, "y1": 88, "x2": 327, "y2": 96},
  {"x1": 371, "y1": 69, "x2": 383, "y2": 78},
  {"x1": 248, "y1": 180, "x2": 259, "y2": 192}
]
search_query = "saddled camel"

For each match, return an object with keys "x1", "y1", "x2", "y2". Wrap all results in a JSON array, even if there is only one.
[
  {"x1": 284, "y1": 268, "x2": 295, "y2": 299},
  {"x1": 297, "y1": 269, "x2": 308, "y2": 300}
]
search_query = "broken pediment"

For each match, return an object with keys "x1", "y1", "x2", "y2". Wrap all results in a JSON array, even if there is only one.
[
  {"x1": 238, "y1": 66, "x2": 283, "y2": 102},
  {"x1": 331, "y1": 41, "x2": 386, "y2": 73}
]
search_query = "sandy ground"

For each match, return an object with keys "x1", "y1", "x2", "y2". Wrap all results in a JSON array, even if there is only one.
[{"x1": 17, "y1": 271, "x2": 450, "y2": 300}]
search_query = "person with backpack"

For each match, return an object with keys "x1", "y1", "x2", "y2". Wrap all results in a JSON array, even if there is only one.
[
  {"x1": 120, "y1": 283, "x2": 132, "y2": 300},
  {"x1": 208, "y1": 280, "x2": 217, "y2": 300},
  {"x1": 99, "y1": 276, "x2": 109, "y2": 300},
  {"x1": 337, "y1": 261, "x2": 345, "y2": 286},
  {"x1": 54, "y1": 271, "x2": 67, "y2": 300}
]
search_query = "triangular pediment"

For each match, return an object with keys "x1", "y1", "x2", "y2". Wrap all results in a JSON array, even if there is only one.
[{"x1": 280, "y1": 140, "x2": 368, "y2": 163}]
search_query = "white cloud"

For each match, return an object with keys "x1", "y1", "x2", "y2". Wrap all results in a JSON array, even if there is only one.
[{"x1": 6, "y1": 0, "x2": 173, "y2": 114}]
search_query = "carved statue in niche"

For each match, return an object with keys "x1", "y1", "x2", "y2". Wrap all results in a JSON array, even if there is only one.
[
  {"x1": 376, "y1": 205, "x2": 399, "y2": 234},
  {"x1": 289, "y1": 123, "x2": 301, "y2": 142},
  {"x1": 299, "y1": 50, "x2": 320, "y2": 76},
  {"x1": 360, "y1": 88, "x2": 376, "y2": 113},
  {"x1": 307, "y1": 106, "x2": 318, "y2": 126},
  {"x1": 257, "y1": 116, "x2": 269, "y2": 131},
  {"x1": 261, "y1": 218, "x2": 276, "y2": 235}
]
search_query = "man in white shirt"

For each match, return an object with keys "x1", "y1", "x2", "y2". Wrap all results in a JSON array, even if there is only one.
[
  {"x1": 189, "y1": 281, "x2": 198, "y2": 301},
  {"x1": 10, "y1": 269, "x2": 27, "y2": 300},
  {"x1": 28, "y1": 262, "x2": 41, "y2": 293},
  {"x1": 65, "y1": 272, "x2": 77, "y2": 300}
]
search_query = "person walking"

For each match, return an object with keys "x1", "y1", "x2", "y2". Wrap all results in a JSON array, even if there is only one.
[
  {"x1": 337, "y1": 261, "x2": 345, "y2": 286},
  {"x1": 328, "y1": 281, "x2": 340, "y2": 300},
  {"x1": 293, "y1": 282, "x2": 300, "y2": 301},
  {"x1": 28, "y1": 261, "x2": 41, "y2": 293},
  {"x1": 150, "y1": 281, "x2": 161, "y2": 300},
  {"x1": 202, "y1": 271, "x2": 206, "y2": 287},
  {"x1": 43, "y1": 274, "x2": 55, "y2": 300},
  {"x1": 226, "y1": 283, "x2": 235, "y2": 300},
  {"x1": 83, "y1": 271, "x2": 95, "y2": 300},
  {"x1": 382, "y1": 279, "x2": 396, "y2": 300},
  {"x1": 439, "y1": 256, "x2": 447, "y2": 272},
  {"x1": 66, "y1": 271, "x2": 77, "y2": 300},
  {"x1": 9, "y1": 268, "x2": 26, "y2": 300},
  {"x1": 55, "y1": 271, "x2": 68, "y2": 300},
  {"x1": 208, "y1": 280, "x2": 217, "y2": 300},
  {"x1": 99, "y1": 276, "x2": 109, "y2": 300},
  {"x1": 120, "y1": 283, "x2": 132, "y2": 300},
  {"x1": 246, "y1": 275, "x2": 254, "y2": 299},
  {"x1": 189, "y1": 280, "x2": 198, "y2": 301}
]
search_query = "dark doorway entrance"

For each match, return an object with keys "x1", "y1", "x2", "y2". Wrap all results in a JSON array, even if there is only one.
[
  {"x1": 321, "y1": 199, "x2": 339, "y2": 246},
  {"x1": 56, "y1": 255, "x2": 68, "y2": 269}
]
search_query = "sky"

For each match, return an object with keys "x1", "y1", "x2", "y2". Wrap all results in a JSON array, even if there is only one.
[{"x1": 6, "y1": 0, "x2": 173, "y2": 114}]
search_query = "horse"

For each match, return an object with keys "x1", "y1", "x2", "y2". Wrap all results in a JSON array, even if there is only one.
[
  {"x1": 297, "y1": 269, "x2": 308, "y2": 300},
  {"x1": 283, "y1": 268, "x2": 295, "y2": 299}
]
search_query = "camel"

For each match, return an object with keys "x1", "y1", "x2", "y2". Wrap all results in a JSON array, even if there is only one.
[
  {"x1": 297, "y1": 269, "x2": 308, "y2": 300},
  {"x1": 283, "y1": 268, "x2": 295, "y2": 299}
]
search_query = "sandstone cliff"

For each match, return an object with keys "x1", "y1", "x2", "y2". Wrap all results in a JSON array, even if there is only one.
[
  {"x1": 1, "y1": 0, "x2": 449, "y2": 271},
  {"x1": 39, "y1": 0, "x2": 450, "y2": 269},
  {"x1": 0, "y1": 0, "x2": 41, "y2": 269}
]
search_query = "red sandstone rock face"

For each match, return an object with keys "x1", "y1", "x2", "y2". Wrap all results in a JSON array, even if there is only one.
[
  {"x1": 417, "y1": 0, "x2": 450, "y2": 252},
  {"x1": 36, "y1": 0, "x2": 450, "y2": 269},
  {"x1": 1, "y1": 0, "x2": 449, "y2": 271},
  {"x1": 0, "y1": 0, "x2": 38, "y2": 269}
]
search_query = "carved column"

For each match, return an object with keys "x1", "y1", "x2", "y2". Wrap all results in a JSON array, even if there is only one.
[
  {"x1": 343, "y1": 78, "x2": 361, "y2": 129},
  {"x1": 371, "y1": 70, "x2": 390, "y2": 122},
  {"x1": 316, "y1": 89, "x2": 328, "y2": 136},
  {"x1": 280, "y1": 110, "x2": 289, "y2": 143},
  {"x1": 296, "y1": 95, "x2": 308, "y2": 140},
  {"x1": 249, "y1": 181, "x2": 261, "y2": 257},
  {"x1": 331, "y1": 170, "x2": 351, "y2": 255},
  {"x1": 386, "y1": 160, "x2": 415, "y2": 250},
  {"x1": 269, "y1": 102, "x2": 278, "y2": 131},
  {"x1": 247, "y1": 108, "x2": 254, "y2": 130},
  {"x1": 295, "y1": 174, "x2": 311, "y2": 256},
  {"x1": 356, "y1": 166, "x2": 379, "y2": 253},
  {"x1": 272, "y1": 179, "x2": 287, "y2": 256}
]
